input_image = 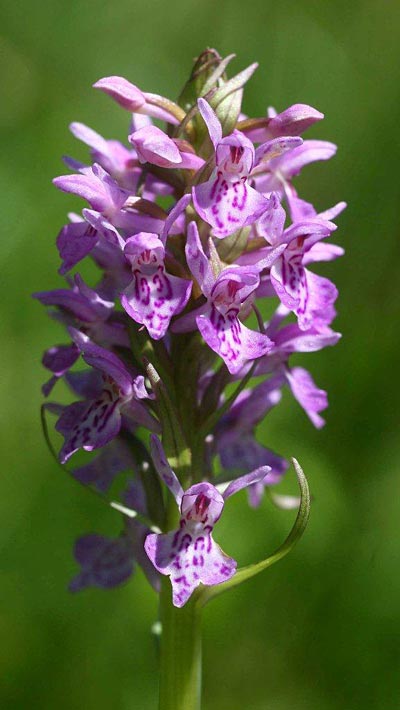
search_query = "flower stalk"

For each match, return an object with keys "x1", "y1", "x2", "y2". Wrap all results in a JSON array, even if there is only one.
[{"x1": 159, "y1": 579, "x2": 202, "y2": 710}]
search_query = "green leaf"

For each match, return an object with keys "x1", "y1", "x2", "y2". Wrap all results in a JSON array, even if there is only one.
[
  {"x1": 200, "y1": 53, "x2": 236, "y2": 96},
  {"x1": 215, "y1": 87, "x2": 243, "y2": 137},
  {"x1": 177, "y1": 48, "x2": 225, "y2": 113},
  {"x1": 199, "y1": 457, "x2": 311, "y2": 605},
  {"x1": 209, "y1": 62, "x2": 258, "y2": 112}
]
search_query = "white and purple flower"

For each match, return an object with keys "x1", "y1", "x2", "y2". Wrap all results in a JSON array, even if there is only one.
[
  {"x1": 173, "y1": 221, "x2": 273, "y2": 373},
  {"x1": 144, "y1": 436, "x2": 270, "y2": 606}
]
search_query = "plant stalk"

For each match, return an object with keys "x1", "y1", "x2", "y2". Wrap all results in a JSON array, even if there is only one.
[{"x1": 158, "y1": 578, "x2": 202, "y2": 710}]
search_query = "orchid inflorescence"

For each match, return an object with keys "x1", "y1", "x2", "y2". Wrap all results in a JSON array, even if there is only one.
[{"x1": 35, "y1": 49, "x2": 344, "y2": 608}]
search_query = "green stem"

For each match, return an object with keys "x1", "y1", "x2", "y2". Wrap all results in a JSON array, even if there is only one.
[{"x1": 158, "y1": 578, "x2": 202, "y2": 710}]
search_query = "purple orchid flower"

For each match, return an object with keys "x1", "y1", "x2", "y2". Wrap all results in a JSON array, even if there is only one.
[
  {"x1": 253, "y1": 139, "x2": 337, "y2": 217},
  {"x1": 54, "y1": 163, "x2": 129, "y2": 217},
  {"x1": 69, "y1": 470, "x2": 159, "y2": 593},
  {"x1": 54, "y1": 163, "x2": 164, "y2": 236},
  {"x1": 33, "y1": 273, "x2": 114, "y2": 324},
  {"x1": 121, "y1": 232, "x2": 192, "y2": 340},
  {"x1": 56, "y1": 218, "x2": 100, "y2": 275},
  {"x1": 268, "y1": 221, "x2": 339, "y2": 330},
  {"x1": 144, "y1": 436, "x2": 270, "y2": 607},
  {"x1": 69, "y1": 533, "x2": 135, "y2": 591},
  {"x1": 175, "y1": 221, "x2": 273, "y2": 374},
  {"x1": 241, "y1": 103, "x2": 324, "y2": 143},
  {"x1": 240, "y1": 217, "x2": 339, "y2": 331},
  {"x1": 215, "y1": 376, "x2": 289, "y2": 506},
  {"x1": 33, "y1": 273, "x2": 130, "y2": 349},
  {"x1": 192, "y1": 100, "x2": 269, "y2": 238},
  {"x1": 121, "y1": 195, "x2": 193, "y2": 339},
  {"x1": 249, "y1": 310, "x2": 336, "y2": 428},
  {"x1": 68, "y1": 122, "x2": 140, "y2": 191},
  {"x1": 71, "y1": 437, "x2": 136, "y2": 493},
  {"x1": 56, "y1": 329, "x2": 158, "y2": 463},
  {"x1": 192, "y1": 99, "x2": 302, "y2": 238}
]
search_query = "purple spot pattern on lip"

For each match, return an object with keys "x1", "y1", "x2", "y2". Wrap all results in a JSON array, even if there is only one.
[
  {"x1": 121, "y1": 246, "x2": 192, "y2": 340},
  {"x1": 196, "y1": 301, "x2": 272, "y2": 375},
  {"x1": 271, "y1": 242, "x2": 337, "y2": 331},
  {"x1": 144, "y1": 486, "x2": 236, "y2": 607},
  {"x1": 57, "y1": 378, "x2": 123, "y2": 463}
]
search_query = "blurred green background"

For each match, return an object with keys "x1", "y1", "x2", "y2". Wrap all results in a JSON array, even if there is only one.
[{"x1": 1, "y1": 0, "x2": 400, "y2": 708}]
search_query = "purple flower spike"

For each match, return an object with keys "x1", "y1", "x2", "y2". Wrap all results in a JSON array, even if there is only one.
[
  {"x1": 121, "y1": 232, "x2": 192, "y2": 340},
  {"x1": 145, "y1": 436, "x2": 269, "y2": 607},
  {"x1": 70, "y1": 533, "x2": 134, "y2": 591},
  {"x1": 193, "y1": 99, "x2": 269, "y2": 238},
  {"x1": 35, "y1": 54, "x2": 344, "y2": 613}
]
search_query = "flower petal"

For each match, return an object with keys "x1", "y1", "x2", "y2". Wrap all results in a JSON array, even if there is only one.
[
  {"x1": 144, "y1": 529, "x2": 236, "y2": 608},
  {"x1": 197, "y1": 98, "x2": 223, "y2": 149},
  {"x1": 193, "y1": 174, "x2": 268, "y2": 238},
  {"x1": 150, "y1": 435, "x2": 183, "y2": 505},
  {"x1": 185, "y1": 221, "x2": 214, "y2": 296},
  {"x1": 121, "y1": 266, "x2": 192, "y2": 340},
  {"x1": 197, "y1": 309, "x2": 273, "y2": 374},
  {"x1": 222, "y1": 466, "x2": 271, "y2": 498},
  {"x1": 285, "y1": 366, "x2": 328, "y2": 428},
  {"x1": 57, "y1": 394, "x2": 122, "y2": 463}
]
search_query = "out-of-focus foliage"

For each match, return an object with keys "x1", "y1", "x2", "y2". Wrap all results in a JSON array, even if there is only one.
[{"x1": 1, "y1": 1, "x2": 399, "y2": 708}]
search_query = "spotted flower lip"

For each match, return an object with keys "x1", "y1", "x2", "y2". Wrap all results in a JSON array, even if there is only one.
[
  {"x1": 268, "y1": 220, "x2": 339, "y2": 331},
  {"x1": 192, "y1": 99, "x2": 302, "y2": 239},
  {"x1": 120, "y1": 194, "x2": 193, "y2": 339},
  {"x1": 144, "y1": 436, "x2": 270, "y2": 607},
  {"x1": 192, "y1": 100, "x2": 270, "y2": 238},
  {"x1": 121, "y1": 232, "x2": 192, "y2": 340}
]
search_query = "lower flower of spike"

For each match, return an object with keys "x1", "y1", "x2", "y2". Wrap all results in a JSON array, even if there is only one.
[{"x1": 144, "y1": 435, "x2": 271, "y2": 607}]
